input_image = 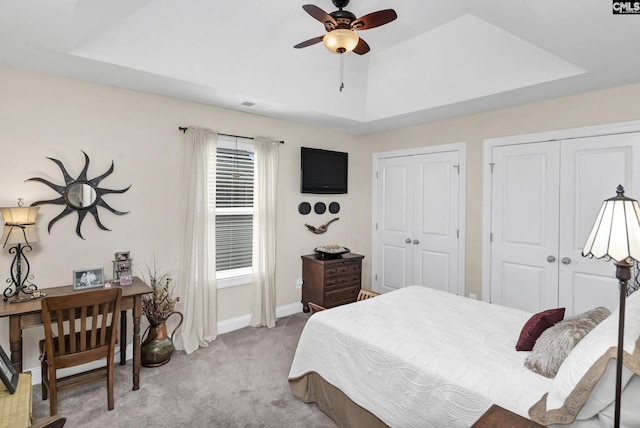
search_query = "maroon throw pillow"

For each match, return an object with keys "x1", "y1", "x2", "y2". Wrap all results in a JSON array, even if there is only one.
[{"x1": 516, "y1": 307, "x2": 565, "y2": 351}]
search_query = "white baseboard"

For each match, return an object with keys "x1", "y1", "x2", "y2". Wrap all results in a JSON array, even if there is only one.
[
  {"x1": 28, "y1": 302, "x2": 303, "y2": 385},
  {"x1": 216, "y1": 301, "x2": 303, "y2": 334}
]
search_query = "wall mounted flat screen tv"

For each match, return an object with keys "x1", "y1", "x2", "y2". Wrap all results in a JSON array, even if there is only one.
[{"x1": 300, "y1": 147, "x2": 348, "y2": 194}]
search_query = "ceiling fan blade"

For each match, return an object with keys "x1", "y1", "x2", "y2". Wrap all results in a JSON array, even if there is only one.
[
  {"x1": 351, "y1": 9, "x2": 397, "y2": 31},
  {"x1": 352, "y1": 38, "x2": 370, "y2": 55},
  {"x1": 302, "y1": 4, "x2": 337, "y2": 26},
  {"x1": 294, "y1": 35, "x2": 325, "y2": 49}
]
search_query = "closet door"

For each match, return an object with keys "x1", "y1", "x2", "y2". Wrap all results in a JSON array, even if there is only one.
[
  {"x1": 489, "y1": 131, "x2": 640, "y2": 315},
  {"x1": 377, "y1": 156, "x2": 414, "y2": 293},
  {"x1": 375, "y1": 151, "x2": 461, "y2": 294},
  {"x1": 490, "y1": 142, "x2": 560, "y2": 312},
  {"x1": 558, "y1": 133, "x2": 640, "y2": 315},
  {"x1": 413, "y1": 152, "x2": 460, "y2": 294}
]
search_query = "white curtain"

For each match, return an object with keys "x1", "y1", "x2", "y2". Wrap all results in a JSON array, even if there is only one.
[
  {"x1": 174, "y1": 127, "x2": 218, "y2": 354},
  {"x1": 250, "y1": 136, "x2": 280, "y2": 328}
]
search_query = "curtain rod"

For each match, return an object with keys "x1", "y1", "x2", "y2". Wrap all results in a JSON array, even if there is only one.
[{"x1": 178, "y1": 127, "x2": 284, "y2": 144}]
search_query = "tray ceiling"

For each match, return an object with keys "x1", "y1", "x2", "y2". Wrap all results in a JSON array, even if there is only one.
[{"x1": 0, "y1": 0, "x2": 638, "y2": 134}]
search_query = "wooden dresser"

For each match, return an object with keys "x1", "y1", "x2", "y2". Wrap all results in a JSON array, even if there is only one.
[{"x1": 301, "y1": 253, "x2": 364, "y2": 312}]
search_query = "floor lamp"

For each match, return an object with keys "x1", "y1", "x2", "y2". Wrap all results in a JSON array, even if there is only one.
[{"x1": 582, "y1": 185, "x2": 640, "y2": 428}]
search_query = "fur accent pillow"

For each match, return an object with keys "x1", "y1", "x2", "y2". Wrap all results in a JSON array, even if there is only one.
[
  {"x1": 516, "y1": 307, "x2": 565, "y2": 351},
  {"x1": 525, "y1": 306, "x2": 611, "y2": 378}
]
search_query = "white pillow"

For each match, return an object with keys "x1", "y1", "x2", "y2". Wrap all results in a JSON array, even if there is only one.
[
  {"x1": 529, "y1": 289, "x2": 640, "y2": 425},
  {"x1": 598, "y1": 374, "x2": 640, "y2": 427}
]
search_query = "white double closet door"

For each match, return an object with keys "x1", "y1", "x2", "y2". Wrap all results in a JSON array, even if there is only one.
[
  {"x1": 489, "y1": 132, "x2": 640, "y2": 316},
  {"x1": 374, "y1": 148, "x2": 462, "y2": 295}
]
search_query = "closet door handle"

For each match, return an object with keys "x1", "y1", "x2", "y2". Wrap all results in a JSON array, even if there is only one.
[
  {"x1": 405, "y1": 238, "x2": 412, "y2": 244},
  {"x1": 547, "y1": 255, "x2": 556, "y2": 263},
  {"x1": 561, "y1": 257, "x2": 571, "y2": 265},
  {"x1": 413, "y1": 239, "x2": 420, "y2": 245}
]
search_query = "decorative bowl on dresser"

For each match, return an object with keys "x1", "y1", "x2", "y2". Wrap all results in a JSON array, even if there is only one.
[{"x1": 301, "y1": 252, "x2": 364, "y2": 313}]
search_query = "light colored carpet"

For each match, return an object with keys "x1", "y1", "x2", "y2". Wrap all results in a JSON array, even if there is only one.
[{"x1": 32, "y1": 313, "x2": 335, "y2": 428}]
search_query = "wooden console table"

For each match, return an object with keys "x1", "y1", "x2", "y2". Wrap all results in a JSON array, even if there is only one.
[{"x1": 0, "y1": 278, "x2": 152, "y2": 391}]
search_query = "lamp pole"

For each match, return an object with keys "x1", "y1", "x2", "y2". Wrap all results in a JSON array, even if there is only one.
[
  {"x1": 582, "y1": 185, "x2": 640, "y2": 428},
  {"x1": 613, "y1": 261, "x2": 630, "y2": 428}
]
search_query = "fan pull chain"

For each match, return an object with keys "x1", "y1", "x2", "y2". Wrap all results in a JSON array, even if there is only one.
[{"x1": 339, "y1": 54, "x2": 345, "y2": 92}]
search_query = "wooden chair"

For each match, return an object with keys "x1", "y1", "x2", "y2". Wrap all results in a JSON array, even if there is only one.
[
  {"x1": 308, "y1": 302, "x2": 326, "y2": 313},
  {"x1": 40, "y1": 287, "x2": 122, "y2": 416},
  {"x1": 308, "y1": 290, "x2": 380, "y2": 314},
  {"x1": 356, "y1": 289, "x2": 380, "y2": 301}
]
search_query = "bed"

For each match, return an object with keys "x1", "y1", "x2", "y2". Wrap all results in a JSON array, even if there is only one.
[{"x1": 288, "y1": 286, "x2": 640, "y2": 427}]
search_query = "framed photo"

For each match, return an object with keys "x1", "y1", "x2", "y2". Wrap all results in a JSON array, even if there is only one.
[
  {"x1": 73, "y1": 268, "x2": 105, "y2": 290},
  {"x1": 115, "y1": 251, "x2": 130, "y2": 261},
  {"x1": 0, "y1": 344, "x2": 18, "y2": 394}
]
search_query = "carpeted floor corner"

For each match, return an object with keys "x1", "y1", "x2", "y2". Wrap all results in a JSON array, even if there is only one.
[{"x1": 32, "y1": 313, "x2": 335, "y2": 428}]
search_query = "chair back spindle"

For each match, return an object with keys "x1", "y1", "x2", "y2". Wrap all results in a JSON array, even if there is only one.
[{"x1": 356, "y1": 289, "x2": 380, "y2": 301}]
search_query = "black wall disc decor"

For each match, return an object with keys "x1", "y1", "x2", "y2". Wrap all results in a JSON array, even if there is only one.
[
  {"x1": 329, "y1": 202, "x2": 340, "y2": 214},
  {"x1": 314, "y1": 202, "x2": 326, "y2": 214},
  {"x1": 298, "y1": 202, "x2": 311, "y2": 215}
]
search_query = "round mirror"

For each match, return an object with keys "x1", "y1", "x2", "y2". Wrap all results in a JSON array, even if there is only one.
[{"x1": 65, "y1": 182, "x2": 97, "y2": 209}]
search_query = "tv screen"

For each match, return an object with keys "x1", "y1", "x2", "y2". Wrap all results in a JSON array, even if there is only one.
[{"x1": 300, "y1": 147, "x2": 348, "y2": 194}]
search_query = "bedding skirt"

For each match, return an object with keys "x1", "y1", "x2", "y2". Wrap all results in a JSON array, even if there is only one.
[{"x1": 289, "y1": 372, "x2": 388, "y2": 428}]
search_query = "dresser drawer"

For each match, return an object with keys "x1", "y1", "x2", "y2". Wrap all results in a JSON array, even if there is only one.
[
  {"x1": 324, "y1": 286, "x2": 359, "y2": 307},
  {"x1": 325, "y1": 272, "x2": 361, "y2": 288},
  {"x1": 325, "y1": 261, "x2": 361, "y2": 278}
]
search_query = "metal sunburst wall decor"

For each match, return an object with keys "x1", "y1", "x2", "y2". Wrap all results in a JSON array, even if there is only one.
[{"x1": 27, "y1": 151, "x2": 131, "y2": 239}]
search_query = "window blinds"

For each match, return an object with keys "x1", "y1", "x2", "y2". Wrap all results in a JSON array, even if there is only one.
[{"x1": 215, "y1": 147, "x2": 254, "y2": 272}]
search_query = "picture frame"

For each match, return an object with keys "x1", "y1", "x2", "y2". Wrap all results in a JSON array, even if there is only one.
[
  {"x1": 73, "y1": 267, "x2": 105, "y2": 290},
  {"x1": 115, "y1": 251, "x2": 130, "y2": 262},
  {"x1": 0, "y1": 344, "x2": 18, "y2": 394}
]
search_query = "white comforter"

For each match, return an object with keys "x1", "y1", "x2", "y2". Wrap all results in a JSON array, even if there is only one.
[{"x1": 289, "y1": 286, "x2": 563, "y2": 427}]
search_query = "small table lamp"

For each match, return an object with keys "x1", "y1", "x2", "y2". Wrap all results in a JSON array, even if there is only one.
[
  {"x1": 1, "y1": 200, "x2": 41, "y2": 303},
  {"x1": 582, "y1": 185, "x2": 640, "y2": 428}
]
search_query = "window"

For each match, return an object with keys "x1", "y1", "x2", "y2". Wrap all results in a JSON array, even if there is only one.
[{"x1": 211, "y1": 136, "x2": 254, "y2": 287}]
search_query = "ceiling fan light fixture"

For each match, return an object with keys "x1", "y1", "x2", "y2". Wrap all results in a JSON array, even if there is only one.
[{"x1": 323, "y1": 29, "x2": 359, "y2": 54}]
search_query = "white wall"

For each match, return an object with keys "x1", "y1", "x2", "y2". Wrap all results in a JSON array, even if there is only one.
[{"x1": 0, "y1": 64, "x2": 367, "y2": 371}]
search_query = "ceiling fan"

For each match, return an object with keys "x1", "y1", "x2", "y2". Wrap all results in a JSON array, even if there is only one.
[{"x1": 294, "y1": 0, "x2": 397, "y2": 55}]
